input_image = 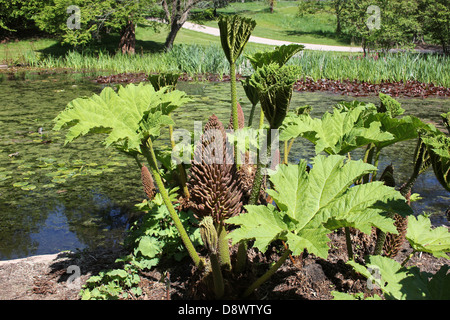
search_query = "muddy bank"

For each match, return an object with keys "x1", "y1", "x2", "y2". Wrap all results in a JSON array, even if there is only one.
[
  {"x1": 94, "y1": 72, "x2": 450, "y2": 98},
  {"x1": 1, "y1": 229, "x2": 448, "y2": 300}
]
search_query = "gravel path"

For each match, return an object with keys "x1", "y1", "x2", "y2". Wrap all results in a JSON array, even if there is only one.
[{"x1": 182, "y1": 21, "x2": 364, "y2": 52}]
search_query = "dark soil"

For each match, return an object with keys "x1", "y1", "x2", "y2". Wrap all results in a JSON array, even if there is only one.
[
  {"x1": 93, "y1": 72, "x2": 450, "y2": 98},
  {"x1": 1, "y1": 227, "x2": 448, "y2": 300}
]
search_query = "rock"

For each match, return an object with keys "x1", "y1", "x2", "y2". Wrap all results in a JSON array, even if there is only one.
[{"x1": 303, "y1": 262, "x2": 327, "y2": 283}]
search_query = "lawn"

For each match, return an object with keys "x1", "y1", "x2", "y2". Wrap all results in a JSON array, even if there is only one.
[
  {"x1": 195, "y1": 1, "x2": 353, "y2": 47},
  {"x1": 0, "y1": 22, "x2": 272, "y2": 65}
]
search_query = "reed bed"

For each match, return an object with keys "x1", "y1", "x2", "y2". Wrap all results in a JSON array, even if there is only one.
[
  {"x1": 22, "y1": 44, "x2": 450, "y2": 87},
  {"x1": 289, "y1": 50, "x2": 450, "y2": 87}
]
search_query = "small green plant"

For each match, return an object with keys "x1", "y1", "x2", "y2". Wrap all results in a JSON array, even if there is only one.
[{"x1": 80, "y1": 264, "x2": 142, "y2": 300}]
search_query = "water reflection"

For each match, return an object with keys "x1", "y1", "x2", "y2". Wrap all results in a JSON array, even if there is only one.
[{"x1": 0, "y1": 73, "x2": 448, "y2": 260}]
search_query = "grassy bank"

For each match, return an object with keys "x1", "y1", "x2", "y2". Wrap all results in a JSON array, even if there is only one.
[
  {"x1": 1, "y1": 19, "x2": 449, "y2": 87},
  {"x1": 13, "y1": 45, "x2": 450, "y2": 88}
]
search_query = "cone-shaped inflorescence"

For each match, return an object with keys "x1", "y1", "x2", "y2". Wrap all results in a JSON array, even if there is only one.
[
  {"x1": 227, "y1": 102, "x2": 245, "y2": 130},
  {"x1": 188, "y1": 115, "x2": 243, "y2": 224},
  {"x1": 141, "y1": 165, "x2": 156, "y2": 200},
  {"x1": 378, "y1": 165, "x2": 409, "y2": 258}
]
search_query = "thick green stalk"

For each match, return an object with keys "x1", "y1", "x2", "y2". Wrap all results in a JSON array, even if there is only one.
[
  {"x1": 283, "y1": 138, "x2": 295, "y2": 165},
  {"x1": 168, "y1": 118, "x2": 189, "y2": 199},
  {"x1": 234, "y1": 242, "x2": 247, "y2": 274},
  {"x1": 210, "y1": 253, "x2": 225, "y2": 299},
  {"x1": 259, "y1": 108, "x2": 265, "y2": 130},
  {"x1": 141, "y1": 140, "x2": 202, "y2": 268},
  {"x1": 371, "y1": 147, "x2": 382, "y2": 182},
  {"x1": 242, "y1": 249, "x2": 291, "y2": 298},
  {"x1": 345, "y1": 227, "x2": 354, "y2": 261},
  {"x1": 249, "y1": 129, "x2": 272, "y2": 205},
  {"x1": 284, "y1": 140, "x2": 288, "y2": 165},
  {"x1": 362, "y1": 143, "x2": 375, "y2": 184},
  {"x1": 248, "y1": 103, "x2": 257, "y2": 127},
  {"x1": 217, "y1": 222, "x2": 232, "y2": 270},
  {"x1": 230, "y1": 62, "x2": 239, "y2": 165},
  {"x1": 286, "y1": 138, "x2": 295, "y2": 164},
  {"x1": 373, "y1": 212, "x2": 395, "y2": 256}
]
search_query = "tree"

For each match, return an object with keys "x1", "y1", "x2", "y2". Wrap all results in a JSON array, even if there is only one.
[
  {"x1": 161, "y1": 0, "x2": 203, "y2": 51},
  {"x1": 268, "y1": 0, "x2": 276, "y2": 13},
  {"x1": 333, "y1": 0, "x2": 345, "y2": 34},
  {"x1": 34, "y1": 0, "x2": 156, "y2": 53},
  {"x1": 0, "y1": 0, "x2": 44, "y2": 38},
  {"x1": 419, "y1": 0, "x2": 450, "y2": 55},
  {"x1": 340, "y1": 0, "x2": 421, "y2": 54}
]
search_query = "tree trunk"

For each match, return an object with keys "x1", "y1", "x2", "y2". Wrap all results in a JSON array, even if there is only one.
[
  {"x1": 164, "y1": 20, "x2": 183, "y2": 51},
  {"x1": 336, "y1": 15, "x2": 341, "y2": 34},
  {"x1": 442, "y1": 39, "x2": 449, "y2": 56},
  {"x1": 119, "y1": 20, "x2": 136, "y2": 54},
  {"x1": 335, "y1": 0, "x2": 343, "y2": 34}
]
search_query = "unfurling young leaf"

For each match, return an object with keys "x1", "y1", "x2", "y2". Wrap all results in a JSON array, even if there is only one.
[
  {"x1": 218, "y1": 15, "x2": 256, "y2": 65},
  {"x1": 245, "y1": 44, "x2": 304, "y2": 69}
]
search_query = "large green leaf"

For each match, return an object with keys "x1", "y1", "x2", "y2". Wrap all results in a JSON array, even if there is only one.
[
  {"x1": 348, "y1": 255, "x2": 450, "y2": 300},
  {"x1": 366, "y1": 113, "x2": 437, "y2": 150},
  {"x1": 227, "y1": 155, "x2": 412, "y2": 258},
  {"x1": 226, "y1": 204, "x2": 293, "y2": 253},
  {"x1": 280, "y1": 106, "x2": 394, "y2": 155},
  {"x1": 53, "y1": 83, "x2": 191, "y2": 152},
  {"x1": 280, "y1": 99, "x2": 439, "y2": 157},
  {"x1": 406, "y1": 214, "x2": 450, "y2": 259}
]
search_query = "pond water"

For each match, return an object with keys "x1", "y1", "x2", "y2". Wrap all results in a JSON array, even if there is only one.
[{"x1": 0, "y1": 72, "x2": 448, "y2": 261}]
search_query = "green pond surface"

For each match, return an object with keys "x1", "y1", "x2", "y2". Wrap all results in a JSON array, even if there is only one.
[{"x1": 0, "y1": 72, "x2": 449, "y2": 261}]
